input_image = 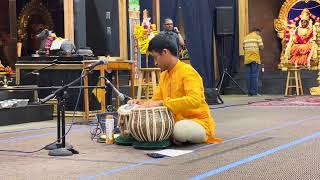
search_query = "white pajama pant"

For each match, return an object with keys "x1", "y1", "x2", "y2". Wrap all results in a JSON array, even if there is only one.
[{"x1": 172, "y1": 120, "x2": 207, "y2": 144}]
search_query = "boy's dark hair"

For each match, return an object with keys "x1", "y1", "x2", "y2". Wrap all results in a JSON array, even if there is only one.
[
  {"x1": 252, "y1": 27, "x2": 261, "y2": 33},
  {"x1": 148, "y1": 34, "x2": 178, "y2": 56}
]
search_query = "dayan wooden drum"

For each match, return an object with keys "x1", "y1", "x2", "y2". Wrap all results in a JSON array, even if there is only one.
[
  {"x1": 117, "y1": 104, "x2": 136, "y2": 137},
  {"x1": 128, "y1": 106, "x2": 175, "y2": 142}
]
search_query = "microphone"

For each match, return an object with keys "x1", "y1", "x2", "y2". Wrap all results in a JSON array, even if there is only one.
[
  {"x1": 173, "y1": 27, "x2": 179, "y2": 34},
  {"x1": 40, "y1": 93, "x2": 56, "y2": 104},
  {"x1": 86, "y1": 60, "x2": 107, "y2": 71},
  {"x1": 31, "y1": 72, "x2": 40, "y2": 76},
  {"x1": 102, "y1": 77, "x2": 132, "y2": 102},
  {"x1": 28, "y1": 59, "x2": 58, "y2": 77},
  {"x1": 52, "y1": 59, "x2": 58, "y2": 65}
]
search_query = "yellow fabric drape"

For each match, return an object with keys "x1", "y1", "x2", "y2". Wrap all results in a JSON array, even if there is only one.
[{"x1": 239, "y1": 0, "x2": 249, "y2": 56}]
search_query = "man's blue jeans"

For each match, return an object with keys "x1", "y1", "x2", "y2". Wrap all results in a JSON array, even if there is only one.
[{"x1": 245, "y1": 62, "x2": 261, "y2": 96}]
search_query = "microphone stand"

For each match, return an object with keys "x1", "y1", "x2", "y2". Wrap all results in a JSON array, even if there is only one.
[
  {"x1": 22, "y1": 59, "x2": 58, "y2": 82},
  {"x1": 21, "y1": 60, "x2": 58, "y2": 103},
  {"x1": 40, "y1": 64, "x2": 96, "y2": 156},
  {"x1": 100, "y1": 76, "x2": 132, "y2": 104}
]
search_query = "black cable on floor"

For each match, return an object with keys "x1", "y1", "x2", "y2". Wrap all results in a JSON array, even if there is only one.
[
  {"x1": 209, "y1": 97, "x2": 289, "y2": 110},
  {"x1": 0, "y1": 71, "x2": 85, "y2": 154}
]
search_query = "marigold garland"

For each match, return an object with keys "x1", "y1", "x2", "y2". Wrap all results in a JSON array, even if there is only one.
[{"x1": 134, "y1": 24, "x2": 158, "y2": 54}]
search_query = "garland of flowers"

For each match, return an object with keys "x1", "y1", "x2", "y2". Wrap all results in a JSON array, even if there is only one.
[
  {"x1": 295, "y1": 28, "x2": 314, "y2": 44},
  {"x1": 285, "y1": 11, "x2": 320, "y2": 43},
  {"x1": 134, "y1": 24, "x2": 158, "y2": 54}
]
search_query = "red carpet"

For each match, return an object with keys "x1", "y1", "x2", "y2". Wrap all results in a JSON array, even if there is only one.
[{"x1": 249, "y1": 96, "x2": 320, "y2": 106}]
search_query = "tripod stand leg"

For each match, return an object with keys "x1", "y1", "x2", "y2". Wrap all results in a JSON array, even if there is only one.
[
  {"x1": 217, "y1": 72, "x2": 226, "y2": 94},
  {"x1": 224, "y1": 71, "x2": 247, "y2": 94},
  {"x1": 215, "y1": 73, "x2": 225, "y2": 104}
]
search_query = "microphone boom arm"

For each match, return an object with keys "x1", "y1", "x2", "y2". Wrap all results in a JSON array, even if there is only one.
[{"x1": 100, "y1": 76, "x2": 132, "y2": 104}]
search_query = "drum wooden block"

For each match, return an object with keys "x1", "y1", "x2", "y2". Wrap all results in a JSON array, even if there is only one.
[
  {"x1": 117, "y1": 104, "x2": 136, "y2": 137},
  {"x1": 116, "y1": 104, "x2": 138, "y2": 146},
  {"x1": 129, "y1": 107, "x2": 174, "y2": 142}
]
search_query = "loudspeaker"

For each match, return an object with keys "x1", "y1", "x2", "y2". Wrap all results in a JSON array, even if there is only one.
[{"x1": 216, "y1": 7, "x2": 234, "y2": 35}]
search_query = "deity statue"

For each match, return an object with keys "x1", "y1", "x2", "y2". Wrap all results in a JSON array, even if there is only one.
[
  {"x1": 142, "y1": 10, "x2": 151, "y2": 29},
  {"x1": 134, "y1": 9, "x2": 157, "y2": 54},
  {"x1": 284, "y1": 8, "x2": 318, "y2": 68},
  {"x1": 141, "y1": 9, "x2": 155, "y2": 39}
]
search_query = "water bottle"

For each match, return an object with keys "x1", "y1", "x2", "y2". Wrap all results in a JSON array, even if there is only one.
[{"x1": 105, "y1": 115, "x2": 114, "y2": 144}]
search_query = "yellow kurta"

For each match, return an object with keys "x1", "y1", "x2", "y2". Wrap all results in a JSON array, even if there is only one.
[
  {"x1": 243, "y1": 32, "x2": 263, "y2": 64},
  {"x1": 152, "y1": 60, "x2": 222, "y2": 144}
]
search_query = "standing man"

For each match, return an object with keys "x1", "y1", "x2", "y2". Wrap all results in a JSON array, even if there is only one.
[
  {"x1": 243, "y1": 28, "x2": 264, "y2": 96},
  {"x1": 159, "y1": 18, "x2": 185, "y2": 55}
]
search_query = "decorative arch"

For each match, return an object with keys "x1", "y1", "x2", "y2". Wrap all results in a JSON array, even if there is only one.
[
  {"x1": 274, "y1": 0, "x2": 320, "y2": 70},
  {"x1": 275, "y1": 0, "x2": 320, "y2": 37},
  {"x1": 17, "y1": 0, "x2": 54, "y2": 42}
]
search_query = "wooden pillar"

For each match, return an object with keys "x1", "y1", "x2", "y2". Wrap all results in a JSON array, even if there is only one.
[
  {"x1": 9, "y1": 0, "x2": 17, "y2": 40},
  {"x1": 64, "y1": 0, "x2": 74, "y2": 43},
  {"x1": 9, "y1": 0, "x2": 17, "y2": 66},
  {"x1": 152, "y1": 0, "x2": 160, "y2": 32},
  {"x1": 238, "y1": 0, "x2": 249, "y2": 56},
  {"x1": 119, "y1": 0, "x2": 128, "y2": 59}
]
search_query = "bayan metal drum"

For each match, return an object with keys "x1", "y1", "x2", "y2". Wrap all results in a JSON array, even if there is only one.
[{"x1": 129, "y1": 106, "x2": 175, "y2": 145}]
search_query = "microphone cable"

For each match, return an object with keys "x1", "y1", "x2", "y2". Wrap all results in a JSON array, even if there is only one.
[{"x1": 0, "y1": 70, "x2": 85, "y2": 153}]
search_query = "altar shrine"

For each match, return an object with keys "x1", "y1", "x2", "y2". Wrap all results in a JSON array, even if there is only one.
[{"x1": 275, "y1": 0, "x2": 320, "y2": 70}]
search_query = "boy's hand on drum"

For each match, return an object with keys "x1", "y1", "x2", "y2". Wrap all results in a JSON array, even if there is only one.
[
  {"x1": 127, "y1": 99, "x2": 144, "y2": 105},
  {"x1": 139, "y1": 100, "x2": 163, "y2": 108}
]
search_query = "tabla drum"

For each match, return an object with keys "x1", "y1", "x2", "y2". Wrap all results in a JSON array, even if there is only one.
[
  {"x1": 117, "y1": 104, "x2": 134, "y2": 137},
  {"x1": 115, "y1": 104, "x2": 137, "y2": 145},
  {"x1": 129, "y1": 106, "x2": 175, "y2": 142}
]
